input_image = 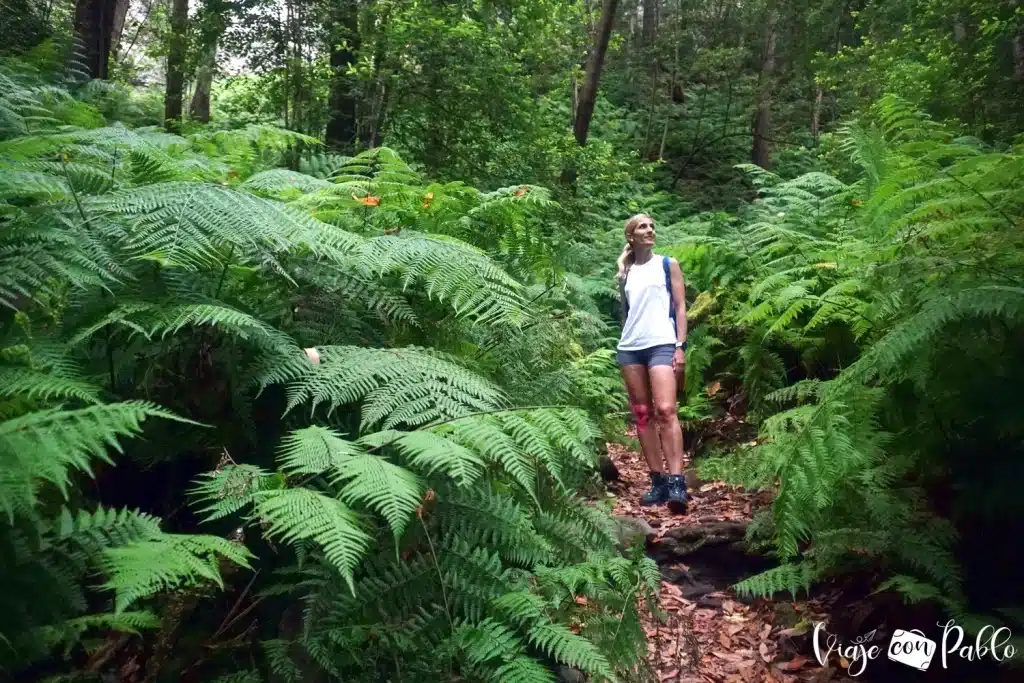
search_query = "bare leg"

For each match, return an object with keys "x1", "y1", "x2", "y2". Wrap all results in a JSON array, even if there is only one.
[
  {"x1": 620, "y1": 364, "x2": 665, "y2": 473},
  {"x1": 649, "y1": 365, "x2": 685, "y2": 475}
]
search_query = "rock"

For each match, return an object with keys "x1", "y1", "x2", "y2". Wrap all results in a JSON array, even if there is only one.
[
  {"x1": 659, "y1": 565, "x2": 714, "y2": 597},
  {"x1": 659, "y1": 566, "x2": 693, "y2": 584},
  {"x1": 612, "y1": 515, "x2": 656, "y2": 550},
  {"x1": 556, "y1": 665, "x2": 586, "y2": 683},
  {"x1": 683, "y1": 466, "x2": 704, "y2": 490},
  {"x1": 696, "y1": 595, "x2": 724, "y2": 609},
  {"x1": 679, "y1": 581, "x2": 717, "y2": 599},
  {"x1": 598, "y1": 453, "x2": 620, "y2": 482},
  {"x1": 664, "y1": 520, "x2": 748, "y2": 544},
  {"x1": 648, "y1": 522, "x2": 749, "y2": 562}
]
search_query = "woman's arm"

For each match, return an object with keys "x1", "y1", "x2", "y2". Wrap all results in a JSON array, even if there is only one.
[{"x1": 669, "y1": 258, "x2": 687, "y2": 345}]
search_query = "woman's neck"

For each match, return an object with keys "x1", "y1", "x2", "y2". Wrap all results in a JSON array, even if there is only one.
[{"x1": 633, "y1": 247, "x2": 654, "y2": 265}]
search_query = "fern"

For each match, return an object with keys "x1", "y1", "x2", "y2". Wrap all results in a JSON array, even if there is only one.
[
  {"x1": 254, "y1": 488, "x2": 371, "y2": 592},
  {"x1": 687, "y1": 95, "x2": 1024, "y2": 621},
  {"x1": 0, "y1": 401, "x2": 192, "y2": 517},
  {"x1": 270, "y1": 345, "x2": 509, "y2": 430},
  {"x1": 102, "y1": 533, "x2": 252, "y2": 612}
]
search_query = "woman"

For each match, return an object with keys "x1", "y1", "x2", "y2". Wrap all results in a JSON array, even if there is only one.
[{"x1": 616, "y1": 213, "x2": 689, "y2": 514}]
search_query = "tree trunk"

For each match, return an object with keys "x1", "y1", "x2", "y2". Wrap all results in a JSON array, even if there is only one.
[
  {"x1": 642, "y1": 0, "x2": 656, "y2": 46},
  {"x1": 164, "y1": 0, "x2": 188, "y2": 132},
  {"x1": 810, "y1": 87, "x2": 823, "y2": 141},
  {"x1": 110, "y1": 0, "x2": 130, "y2": 58},
  {"x1": 1013, "y1": 1, "x2": 1024, "y2": 83},
  {"x1": 574, "y1": 0, "x2": 619, "y2": 146},
  {"x1": 325, "y1": 0, "x2": 360, "y2": 152},
  {"x1": 358, "y1": 5, "x2": 391, "y2": 149},
  {"x1": 189, "y1": 45, "x2": 216, "y2": 123},
  {"x1": 751, "y1": 5, "x2": 778, "y2": 170},
  {"x1": 72, "y1": 0, "x2": 118, "y2": 79},
  {"x1": 953, "y1": 16, "x2": 966, "y2": 44}
]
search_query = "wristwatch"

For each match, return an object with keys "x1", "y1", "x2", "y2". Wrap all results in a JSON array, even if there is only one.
[{"x1": 675, "y1": 340, "x2": 688, "y2": 350}]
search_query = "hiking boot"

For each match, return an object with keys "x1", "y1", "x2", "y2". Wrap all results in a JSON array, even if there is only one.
[
  {"x1": 665, "y1": 474, "x2": 689, "y2": 515},
  {"x1": 640, "y1": 472, "x2": 668, "y2": 507}
]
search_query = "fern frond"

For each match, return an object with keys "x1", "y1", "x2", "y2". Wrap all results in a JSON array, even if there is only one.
[
  {"x1": 102, "y1": 533, "x2": 252, "y2": 612},
  {"x1": 254, "y1": 488, "x2": 371, "y2": 591},
  {"x1": 0, "y1": 401, "x2": 190, "y2": 517},
  {"x1": 275, "y1": 345, "x2": 508, "y2": 430}
]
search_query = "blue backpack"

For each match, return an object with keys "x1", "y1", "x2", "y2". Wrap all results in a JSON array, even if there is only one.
[{"x1": 620, "y1": 255, "x2": 676, "y2": 325}]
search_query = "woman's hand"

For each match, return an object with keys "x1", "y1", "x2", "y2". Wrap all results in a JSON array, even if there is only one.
[{"x1": 673, "y1": 348, "x2": 686, "y2": 374}]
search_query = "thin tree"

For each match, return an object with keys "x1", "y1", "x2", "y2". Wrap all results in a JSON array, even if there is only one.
[
  {"x1": 165, "y1": 0, "x2": 189, "y2": 132},
  {"x1": 751, "y1": 3, "x2": 778, "y2": 169},
  {"x1": 573, "y1": 0, "x2": 620, "y2": 146},
  {"x1": 325, "y1": 0, "x2": 360, "y2": 152}
]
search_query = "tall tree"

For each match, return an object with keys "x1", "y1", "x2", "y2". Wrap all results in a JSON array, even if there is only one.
[
  {"x1": 165, "y1": 0, "x2": 189, "y2": 131},
  {"x1": 642, "y1": 0, "x2": 657, "y2": 46},
  {"x1": 574, "y1": 0, "x2": 620, "y2": 146},
  {"x1": 189, "y1": 1, "x2": 232, "y2": 123},
  {"x1": 751, "y1": 3, "x2": 778, "y2": 169},
  {"x1": 1014, "y1": 0, "x2": 1024, "y2": 83},
  {"x1": 325, "y1": 0, "x2": 360, "y2": 151},
  {"x1": 72, "y1": 0, "x2": 119, "y2": 79}
]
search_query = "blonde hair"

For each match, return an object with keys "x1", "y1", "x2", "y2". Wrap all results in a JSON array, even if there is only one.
[{"x1": 616, "y1": 213, "x2": 652, "y2": 281}]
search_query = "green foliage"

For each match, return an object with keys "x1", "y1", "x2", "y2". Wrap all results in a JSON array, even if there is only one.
[
  {"x1": 0, "y1": 63, "x2": 654, "y2": 683},
  {"x1": 688, "y1": 97, "x2": 1024, "y2": 637}
]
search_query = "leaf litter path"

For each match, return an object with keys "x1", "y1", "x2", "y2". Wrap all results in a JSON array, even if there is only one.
[{"x1": 604, "y1": 430, "x2": 838, "y2": 683}]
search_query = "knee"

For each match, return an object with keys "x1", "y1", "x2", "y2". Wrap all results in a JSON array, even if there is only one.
[
  {"x1": 630, "y1": 403, "x2": 651, "y2": 429},
  {"x1": 653, "y1": 401, "x2": 677, "y2": 424}
]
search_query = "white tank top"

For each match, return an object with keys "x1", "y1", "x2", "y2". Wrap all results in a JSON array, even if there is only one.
[{"x1": 618, "y1": 254, "x2": 678, "y2": 351}]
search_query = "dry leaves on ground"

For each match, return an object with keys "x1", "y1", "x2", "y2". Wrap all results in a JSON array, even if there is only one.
[{"x1": 607, "y1": 427, "x2": 833, "y2": 683}]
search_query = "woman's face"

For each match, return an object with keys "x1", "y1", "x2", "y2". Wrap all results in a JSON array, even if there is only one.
[{"x1": 630, "y1": 218, "x2": 656, "y2": 247}]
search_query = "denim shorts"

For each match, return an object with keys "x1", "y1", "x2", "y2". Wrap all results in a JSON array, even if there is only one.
[{"x1": 616, "y1": 344, "x2": 676, "y2": 368}]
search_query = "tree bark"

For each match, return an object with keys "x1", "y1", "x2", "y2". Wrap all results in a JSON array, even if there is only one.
[
  {"x1": 72, "y1": 0, "x2": 118, "y2": 79},
  {"x1": 110, "y1": 0, "x2": 130, "y2": 58},
  {"x1": 164, "y1": 0, "x2": 189, "y2": 132},
  {"x1": 573, "y1": 0, "x2": 619, "y2": 146},
  {"x1": 189, "y1": 45, "x2": 216, "y2": 123},
  {"x1": 642, "y1": 0, "x2": 656, "y2": 46},
  {"x1": 810, "y1": 87, "x2": 822, "y2": 141},
  {"x1": 325, "y1": 0, "x2": 360, "y2": 152},
  {"x1": 751, "y1": 5, "x2": 778, "y2": 169}
]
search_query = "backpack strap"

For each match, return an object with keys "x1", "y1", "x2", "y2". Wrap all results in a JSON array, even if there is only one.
[
  {"x1": 663, "y1": 256, "x2": 676, "y2": 323},
  {"x1": 619, "y1": 276, "x2": 629, "y2": 325}
]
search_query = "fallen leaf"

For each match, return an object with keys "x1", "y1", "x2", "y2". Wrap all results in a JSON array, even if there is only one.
[
  {"x1": 659, "y1": 670, "x2": 679, "y2": 681},
  {"x1": 720, "y1": 634, "x2": 732, "y2": 649},
  {"x1": 759, "y1": 643, "x2": 771, "y2": 662},
  {"x1": 722, "y1": 600, "x2": 739, "y2": 614},
  {"x1": 727, "y1": 623, "x2": 744, "y2": 636},
  {"x1": 760, "y1": 623, "x2": 771, "y2": 640},
  {"x1": 839, "y1": 657, "x2": 849, "y2": 669},
  {"x1": 775, "y1": 655, "x2": 808, "y2": 671},
  {"x1": 514, "y1": 186, "x2": 528, "y2": 197},
  {"x1": 574, "y1": 595, "x2": 588, "y2": 606}
]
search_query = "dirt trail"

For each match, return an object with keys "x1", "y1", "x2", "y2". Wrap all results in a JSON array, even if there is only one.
[{"x1": 605, "y1": 431, "x2": 837, "y2": 683}]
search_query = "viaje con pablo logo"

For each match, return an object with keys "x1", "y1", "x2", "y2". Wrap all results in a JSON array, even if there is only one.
[{"x1": 811, "y1": 620, "x2": 1016, "y2": 675}]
